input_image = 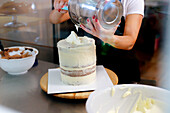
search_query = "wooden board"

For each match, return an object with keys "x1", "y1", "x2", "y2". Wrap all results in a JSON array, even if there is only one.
[{"x1": 40, "y1": 68, "x2": 118, "y2": 99}]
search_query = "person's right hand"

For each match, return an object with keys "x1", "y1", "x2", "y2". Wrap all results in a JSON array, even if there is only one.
[
  {"x1": 54, "y1": 0, "x2": 68, "y2": 13},
  {"x1": 80, "y1": 16, "x2": 121, "y2": 43}
]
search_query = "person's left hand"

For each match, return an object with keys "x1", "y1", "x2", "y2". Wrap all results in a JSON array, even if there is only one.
[
  {"x1": 54, "y1": 0, "x2": 68, "y2": 13},
  {"x1": 80, "y1": 15, "x2": 120, "y2": 42}
]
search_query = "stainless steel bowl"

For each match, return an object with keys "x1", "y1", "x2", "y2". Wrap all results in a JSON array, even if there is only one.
[{"x1": 68, "y1": 0, "x2": 123, "y2": 29}]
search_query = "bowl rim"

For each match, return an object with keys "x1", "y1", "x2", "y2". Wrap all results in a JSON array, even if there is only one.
[
  {"x1": 0, "y1": 46, "x2": 39, "y2": 61},
  {"x1": 86, "y1": 84, "x2": 170, "y2": 113}
]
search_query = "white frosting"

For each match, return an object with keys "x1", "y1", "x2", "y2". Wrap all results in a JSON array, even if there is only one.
[
  {"x1": 8, "y1": 47, "x2": 35, "y2": 57},
  {"x1": 107, "y1": 98, "x2": 165, "y2": 113},
  {"x1": 111, "y1": 87, "x2": 115, "y2": 96},
  {"x1": 75, "y1": 24, "x2": 79, "y2": 32},
  {"x1": 58, "y1": 47, "x2": 96, "y2": 67},
  {"x1": 23, "y1": 50, "x2": 31, "y2": 55},
  {"x1": 9, "y1": 50, "x2": 22, "y2": 56},
  {"x1": 130, "y1": 91, "x2": 166, "y2": 113},
  {"x1": 122, "y1": 88, "x2": 132, "y2": 98},
  {"x1": 107, "y1": 87, "x2": 167, "y2": 113},
  {"x1": 132, "y1": 98, "x2": 165, "y2": 113},
  {"x1": 58, "y1": 31, "x2": 95, "y2": 49},
  {"x1": 57, "y1": 31, "x2": 96, "y2": 68},
  {"x1": 107, "y1": 107, "x2": 120, "y2": 113},
  {"x1": 66, "y1": 31, "x2": 81, "y2": 45}
]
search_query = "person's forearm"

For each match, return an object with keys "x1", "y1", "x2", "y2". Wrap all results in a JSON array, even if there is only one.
[
  {"x1": 103, "y1": 35, "x2": 136, "y2": 50},
  {"x1": 105, "y1": 14, "x2": 143, "y2": 50},
  {"x1": 49, "y1": 10, "x2": 70, "y2": 24}
]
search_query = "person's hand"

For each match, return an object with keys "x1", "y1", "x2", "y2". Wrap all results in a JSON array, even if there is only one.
[
  {"x1": 80, "y1": 15, "x2": 120, "y2": 42},
  {"x1": 54, "y1": 0, "x2": 68, "y2": 13}
]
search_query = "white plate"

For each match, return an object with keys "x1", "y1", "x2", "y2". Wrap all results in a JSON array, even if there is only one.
[{"x1": 47, "y1": 65, "x2": 113, "y2": 94}]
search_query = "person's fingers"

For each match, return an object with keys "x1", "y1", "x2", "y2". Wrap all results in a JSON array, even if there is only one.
[
  {"x1": 55, "y1": 1, "x2": 66, "y2": 12},
  {"x1": 86, "y1": 18, "x2": 96, "y2": 33},
  {"x1": 92, "y1": 15, "x2": 105, "y2": 38},
  {"x1": 54, "y1": 0, "x2": 57, "y2": 9},
  {"x1": 63, "y1": 2, "x2": 68, "y2": 7},
  {"x1": 55, "y1": 1, "x2": 59, "y2": 10},
  {"x1": 60, "y1": 2, "x2": 68, "y2": 13},
  {"x1": 54, "y1": 0, "x2": 60, "y2": 9},
  {"x1": 58, "y1": 1, "x2": 64, "y2": 9},
  {"x1": 91, "y1": 15, "x2": 97, "y2": 29},
  {"x1": 65, "y1": 2, "x2": 68, "y2": 6},
  {"x1": 60, "y1": 10, "x2": 67, "y2": 13},
  {"x1": 92, "y1": 15, "x2": 102, "y2": 32}
]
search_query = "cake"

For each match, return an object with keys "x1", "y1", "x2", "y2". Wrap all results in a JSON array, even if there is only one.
[{"x1": 57, "y1": 31, "x2": 96, "y2": 85}]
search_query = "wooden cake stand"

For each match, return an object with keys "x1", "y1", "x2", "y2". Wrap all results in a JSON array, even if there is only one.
[{"x1": 40, "y1": 68, "x2": 118, "y2": 99}]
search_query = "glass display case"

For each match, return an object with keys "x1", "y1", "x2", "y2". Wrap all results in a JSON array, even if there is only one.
[
  {"x1": 0, "y1": 0, "x2": 54, "y2": 62},
  {"x1": 0, "y1": 0, "x2": 37, "y2": 27}
]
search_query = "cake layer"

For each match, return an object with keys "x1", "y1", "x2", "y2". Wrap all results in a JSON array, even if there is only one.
[
  {"x1": 61, "y1": 70, "x2": 96, "y2": 85},
  {"x1": 60, "y1": 65, "x2": 96, "y2": 77},
  {"x1": 60, "y1": 63, "x2": 96, "y2": 70}
]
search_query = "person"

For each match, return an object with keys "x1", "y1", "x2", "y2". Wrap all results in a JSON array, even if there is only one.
[{"x1": 49, "y1": 0, "x2": 144, "y2": 84}]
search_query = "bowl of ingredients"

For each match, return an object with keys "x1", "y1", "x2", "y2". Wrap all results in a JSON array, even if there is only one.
[
  {"x1": 86, "y1": 84, "x2": 170, "y2": 113},
  {"x1": 0, "y1": 46, "x2": 38, "y2": 75}
]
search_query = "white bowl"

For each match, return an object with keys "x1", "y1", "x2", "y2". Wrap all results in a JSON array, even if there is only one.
[
  {"x1": 0, "y1": 46, "x2": 38, "y2": 75},
  {"x1": 86, "y1": 84, "x2": 170, "y2": 113}
]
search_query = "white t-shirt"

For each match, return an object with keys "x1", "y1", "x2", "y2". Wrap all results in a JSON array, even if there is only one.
[{"x1": 121, "y1": 0, "x2": 144, "y2": 18}]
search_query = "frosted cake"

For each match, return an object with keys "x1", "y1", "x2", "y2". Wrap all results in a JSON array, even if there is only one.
[{"x1": 57, "y1": 31, "x2": 96, "y2": 85}]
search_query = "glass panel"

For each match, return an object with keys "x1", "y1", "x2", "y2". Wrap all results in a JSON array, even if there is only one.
[
  {"x1": 0, "y1": 0, "x2": 53, "y2": 47},
  {"x1": 0, "y1": 0, "x2": 55, "y2": 62}
]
